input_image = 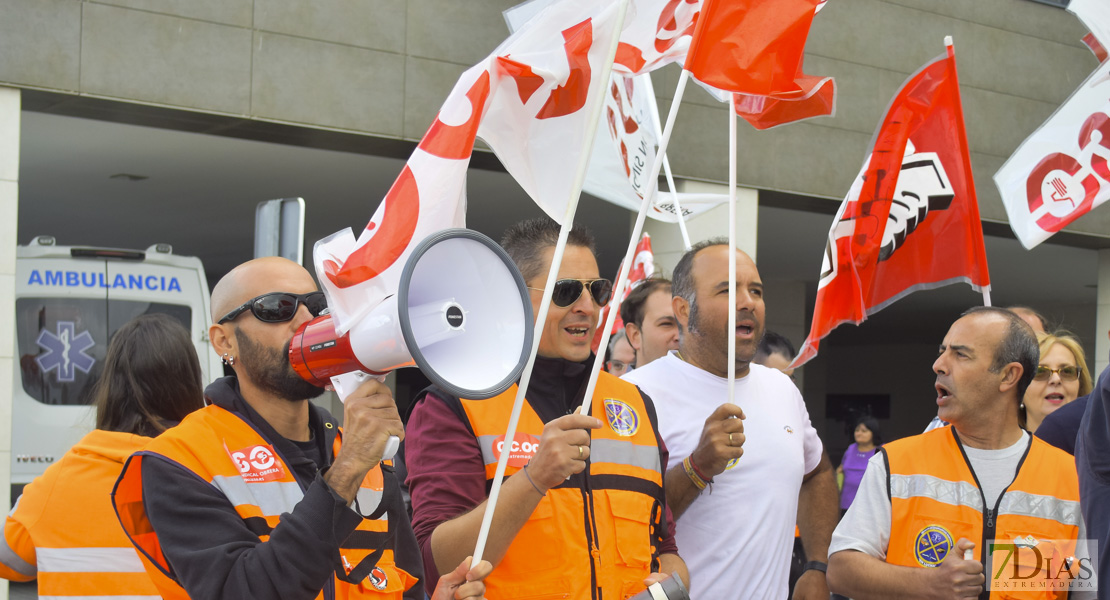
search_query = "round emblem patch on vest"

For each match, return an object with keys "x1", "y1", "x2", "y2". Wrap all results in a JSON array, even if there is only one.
[
  {"x1": 604, "y1": 398, "x2": 639, "y2": 436},
  {"x1": 914, "y1": 525, "x2": 954, "y2": 567},
  {"x1": 369, "y1": 567, "x2": 388, "y2": 590}
]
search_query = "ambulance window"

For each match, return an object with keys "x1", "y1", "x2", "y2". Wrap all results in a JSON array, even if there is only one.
[{"x1": 15, "y1": 299, "x2": 192, "y2": 406}]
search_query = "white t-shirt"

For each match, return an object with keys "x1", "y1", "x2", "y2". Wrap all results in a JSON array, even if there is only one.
[{"x1": 624, "y1": 353, "x2": 823, "y2": 600}]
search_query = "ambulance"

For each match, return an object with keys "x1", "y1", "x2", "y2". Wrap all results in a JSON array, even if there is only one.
[{"x1": 11, "y1": 236, "x2": 223, "y2": 495}]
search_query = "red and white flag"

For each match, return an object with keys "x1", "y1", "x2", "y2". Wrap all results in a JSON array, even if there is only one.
[
  {"x1": 315, "y1": 0, "x2": 624, "y2": 332},
  {"x1": 1071, "y1": 0, "x2": 1110, "y2": 54},
  {"x1": 477, "y1": 0, "x2": 626, "y2": 224},
  {"x1": 792, "y1": 42, "x2": 990, "y2": 368},
  {"x1": 592, "y1": 233, "x2": 655, "y2": 352},
  {"x1": 994, "y1": 1, "x2": 1110, "y2": 249}
]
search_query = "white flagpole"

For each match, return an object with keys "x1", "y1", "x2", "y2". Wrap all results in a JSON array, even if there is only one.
[
  {"x1": 472, "y1": 0, "x2": 630, "y2": 565},
  {"x1": 727, "y1": 94, "x2": 737, "y2": 405},
  {"x1": 982, "y1": 286, "x2": 992, "y2": 307},
  {"x1": 579, "y1": 68, "x2": 692, "y2": 417},
  {"x1": 640, "y1": 72, "x2": 693, "y2": 250}
]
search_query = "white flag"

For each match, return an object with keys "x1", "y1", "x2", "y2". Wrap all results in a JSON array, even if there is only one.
[
  {"x1": 1070, "y1": 0, "x2": 1110, "y2": 52},
  {"x1": 994, "y1": 62, "x2": 1110, "y2": 249}
]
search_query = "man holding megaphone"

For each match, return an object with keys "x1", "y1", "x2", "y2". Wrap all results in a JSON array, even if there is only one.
[
  {"x1": 113, "y1": 257, "x2": 491, "y2": 600},
  {"x1": 406, "y1": 219, "x2": 689, "y2": 599}
]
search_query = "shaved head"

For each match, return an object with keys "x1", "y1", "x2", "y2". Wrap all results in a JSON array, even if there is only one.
[{"x1": 211, "y1": 257, "x2": 316, "y2": 323}]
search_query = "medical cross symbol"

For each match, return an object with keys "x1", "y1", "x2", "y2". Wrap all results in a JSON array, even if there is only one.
[{"x1": 35, "y1": 321, "x2": 95, "y2": 383}]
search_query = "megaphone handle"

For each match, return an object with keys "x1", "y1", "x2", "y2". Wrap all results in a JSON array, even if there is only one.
[
  {"x1": 382, "y1": 436, "x2": 400, "y2": 461},
  {"x1": 333, "y1": 372, "x2": 400, "y2": 461},
  {"x1": 646, "y1": 582, "x2": 669, "y2": 600},
  {"x1": 964, "y1": 548, "x2": 973, "y2": 561}
]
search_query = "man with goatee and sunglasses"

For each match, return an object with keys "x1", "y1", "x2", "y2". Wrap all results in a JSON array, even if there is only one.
[
  {"x1": 113, "y1": 257, "x2": 490, "y2": 600},
  {"x1": 405, "y1": 218, "x2": 688, "y2": 599}
]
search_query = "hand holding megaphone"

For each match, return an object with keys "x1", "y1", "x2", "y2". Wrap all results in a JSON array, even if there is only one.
[
  {"x1": 334, "y1": 376, "x2": 405, "y2": 470},
  {"x1": 330, "y1": 371, "x2": 401, "y2": 460}
]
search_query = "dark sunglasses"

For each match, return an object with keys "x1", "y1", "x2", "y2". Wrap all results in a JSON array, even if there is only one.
[
  {"x1": 1033, "y1": 365, "x2": 1080, "y2": 382},
  {"x1": 218, "y1": 291, "x2": 328, "y2": 324},
  {"x1": 529, "y1": 278, "x2": 614, "y2": 308}
]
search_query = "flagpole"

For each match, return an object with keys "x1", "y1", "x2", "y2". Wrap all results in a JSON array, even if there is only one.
[
  {"x1": 727, "y1": 94, "x2": 737, "y2": 405},
  {"x1": 640, "y1": 73, "x2": 693, "y2": 250},
  {"x1": 578, "y1": 68, "x2": 692, "y2": 417},
  {"x1": 471, "y1": 0, "x2": 630, "y2": 566}
]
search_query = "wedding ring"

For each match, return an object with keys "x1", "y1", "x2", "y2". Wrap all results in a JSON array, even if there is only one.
[
  {"x1": 578, "y1": 445, "x2": 584, "y2": 459},
  {"x1": 729, "y1": 433, "x2": 734, "y2": 446}
]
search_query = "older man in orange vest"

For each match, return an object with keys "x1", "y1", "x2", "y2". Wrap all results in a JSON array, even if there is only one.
[{"x1": 827, "y1": 307, "x2": 1091, "y2": 599}]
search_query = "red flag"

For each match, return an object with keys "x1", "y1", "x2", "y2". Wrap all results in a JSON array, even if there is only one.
[
  {"x1": 791, "y1": 42, "x2": 991, "y2": 368},
  {"x1": 1082, "y1": 32, "x2": 1108, "y2": 62},
  {"x1": 591, "y1": 233, "x2": 655, "y2": 352},
  {"x1": 684, "y1": 0, "x2": 820, "y2": 96},
  {"x1": 734, "y1": 74, "x2": 835, "y2": 130}
]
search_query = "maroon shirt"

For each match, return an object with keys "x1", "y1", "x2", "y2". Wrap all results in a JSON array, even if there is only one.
[{"x1": 404, "y1": 355, "x2": 679, "y2": 587}]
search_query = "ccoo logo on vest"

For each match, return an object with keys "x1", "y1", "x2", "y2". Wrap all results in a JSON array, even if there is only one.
[
  {"x1": 915, "y1": 525, "x2": 955, "y2": 567},
  {"x1": 229, "y1": 444, "x2": 286, "y2": 483},
  {"x1": 492, "y1": 433, "x2": 541, "y2": 467}
]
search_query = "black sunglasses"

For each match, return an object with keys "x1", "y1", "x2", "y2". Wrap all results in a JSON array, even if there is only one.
[
  {"x1": 528, "y1": 278, "x2": 614, "y2": 308},
  {"x1": 218, "y1": 291, "x2": 328, "y2": 324}
]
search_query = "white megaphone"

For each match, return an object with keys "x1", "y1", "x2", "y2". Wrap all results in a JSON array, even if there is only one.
[{"x1": 289, "y1": 229, "x2": 533, "y2": 459}]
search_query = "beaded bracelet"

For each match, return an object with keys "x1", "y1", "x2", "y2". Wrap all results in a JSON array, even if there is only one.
[
  {"x1": 682, "y1": 456, "x2": 708, "y2": 490},
  {"x1": 688, "y1": 454, "x2": 714, "y2": 485}
]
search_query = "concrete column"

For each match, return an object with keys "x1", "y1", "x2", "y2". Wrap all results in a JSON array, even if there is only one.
[
  {"x1": 0, "y1": 86, "x2": 19, "y2": 600},
  {"x1": 1097, "y1": 249, "x2": 1110, "y2": 376},
  {"x1": 642, "y1": 181, "x2": 758, "y2": 276}
]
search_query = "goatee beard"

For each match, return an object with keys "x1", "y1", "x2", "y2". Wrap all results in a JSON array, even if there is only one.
[{"x1": 235, "y1": 327, "x2": 325, "y2": 402}]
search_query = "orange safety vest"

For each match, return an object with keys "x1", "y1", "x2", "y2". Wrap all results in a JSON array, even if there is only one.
[
  {"x1": 458, "y1": 371, "x2": 666, "y2": 600},
  {"x1": 0, "y1": 430, "x2": 168, "y2": 598},
  {"x1": 112, "y1": 404, "x2": 418, "y2": 600},
  {"x1": 885, "y1": 427, "x2": 1082, "y2": 600}
]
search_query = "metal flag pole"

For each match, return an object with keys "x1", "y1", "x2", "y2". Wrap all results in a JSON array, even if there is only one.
[
  {"x1": 727, "y1": 93, "x2": 737, "y2": 405},
  {"x1": 640, "y1": 72, "x2": 693, "y2": 250},
  {"x1": 579, "y1": 67, "x2": 692, "y2": 417},
  {"x1": 472, "y1": 0, "x2": 630, "y2": 565}
]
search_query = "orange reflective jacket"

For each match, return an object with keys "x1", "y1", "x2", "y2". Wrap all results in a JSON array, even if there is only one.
[
  {"x1": 459, "y1": 371, "x2": 666, "y2": 600},
  {"x1": 113, "y1": 404, "x2": 418, "y2": 600},
  {"x1": 0, "y1": 430, "x2": 165, "y2": 598},
  {"x1": 885, "y1": 427, "x2": 1082, "y2": 599}
]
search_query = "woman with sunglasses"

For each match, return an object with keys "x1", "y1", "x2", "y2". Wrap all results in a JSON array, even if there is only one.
[
  {"x1": 0, "y1": 314, "x2": 205, "y2": 596},
  {"x1": 1022, "y1": 331, "x2": 1093, "y2": 433}
]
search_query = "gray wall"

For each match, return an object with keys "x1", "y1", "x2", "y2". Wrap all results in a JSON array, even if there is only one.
[{"x1": 0, "y1": 0, "x2": 1103, "y2": 237}]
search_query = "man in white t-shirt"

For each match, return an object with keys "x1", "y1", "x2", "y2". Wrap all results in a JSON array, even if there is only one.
[
  {"x1": 624, "y1": 240, "x2": 837, "y2": 600},
  {"x1": 827, "y1": 307, "x2": 1091, "y2": 600}
]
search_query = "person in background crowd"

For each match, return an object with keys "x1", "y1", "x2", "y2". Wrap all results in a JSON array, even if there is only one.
[
  {"x1": 754, "y1": 329, "x2": 798, "y2": 380},
  {"x1": 1076, "y1": 338, "x2": 1110, "y2": 600},
  {"x1": 0, "y1": 314, "x2": 205, "y2": 597},
  {"x1": 113, "y1": 257, "x2": 490, "y2": 600},
  {"x1": 1037, "y1": 329, "x2": 1107, "y2": 454},
  {"x1": 828, "y1": 307, "x2": 1091, "y2": 599},
  {"x1": 405, "y1": 218, "x2": 687, "y2": 599},
  {"x1": 835, "y1": 416, "x2": 881, "y2": 517},
  {"x1": 621, "y1": 277, "x2": 680, "y2": 368},
  {"x1": 1022, "y1": 331, "x2": 1092, "y2": 434},
  {"x1": 606, "y1": 328, "x2": 635, "y2": 376},
  {"x1": 625, "y1": 240, "x2": 837, "y2": 600}
]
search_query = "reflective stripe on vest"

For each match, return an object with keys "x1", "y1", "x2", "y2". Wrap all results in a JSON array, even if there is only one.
[
  {"x1": 38, "y1": 547, "x2": 146, "y2": 573},
  {"x1": 0, "y1": 531, "x2": 36, "y2": 578},
  {"x1": 210, "y1": 475, "x2": 304, "y2": 516},
  {"x1": 890, "y1": 473, "x2": 985, "y2": 512},
  {"x1": 457, "y1": 372, "x2": 665, "y2": 599},
  {"x1": 996, "y1": 490, "x2": 1081, "y2": 525}
]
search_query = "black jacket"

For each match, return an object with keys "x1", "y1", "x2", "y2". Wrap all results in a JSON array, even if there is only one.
[{"x1": 141, "y1": 377, "x2": 424, "y2": 600}]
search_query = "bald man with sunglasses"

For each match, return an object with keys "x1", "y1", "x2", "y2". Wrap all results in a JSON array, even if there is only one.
[
  {"x1": 405, "y1": 218, "x2": 688, "y2": 599},
  {"x1": 114, "y1": 256, "x2": 491, "y2": 600}
]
